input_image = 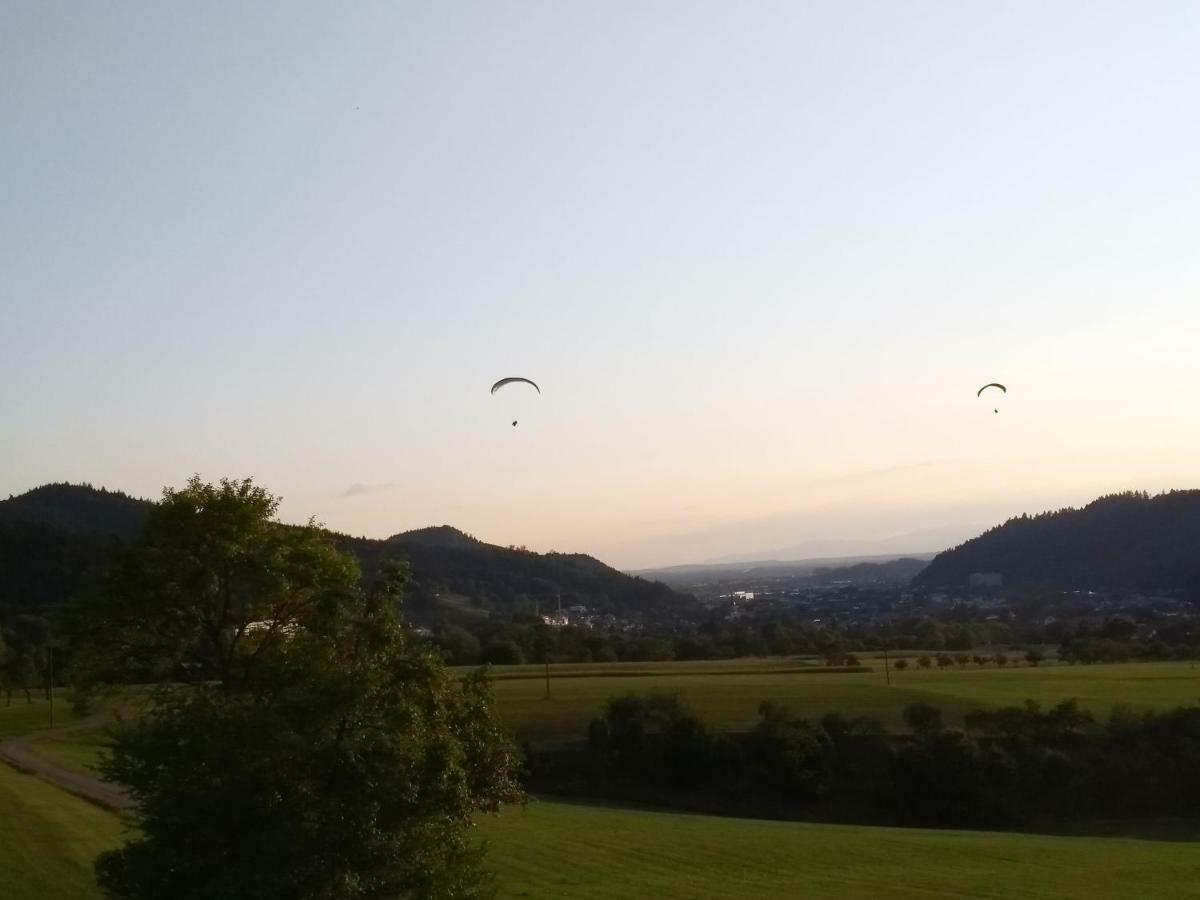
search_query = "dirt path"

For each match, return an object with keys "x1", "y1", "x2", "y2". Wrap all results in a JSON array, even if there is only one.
[{"x1": 0, "y1": 715, "x2": 132, "y2": 812}]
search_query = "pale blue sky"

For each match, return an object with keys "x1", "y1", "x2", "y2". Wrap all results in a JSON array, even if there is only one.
[{"x1": 3, "y1": 3, "x2": 1199, "y2": 568}]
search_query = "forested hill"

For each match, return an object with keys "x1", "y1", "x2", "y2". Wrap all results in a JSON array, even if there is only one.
[
  {"x1": 0, "y1": 485, "x2": 696, "y2": 621},
  {"x1": 915, "y1": 491, "x2": 1200, "y2": 591},
  {"x1": 0, "y1": 485, "x2": 150, "y2": 609},
  {"x1": 334, "y1": 526, "x2": 696, "y2": 624},
  {"x1": 0, "y1": 483, "x2": 149, "y2": 537}
]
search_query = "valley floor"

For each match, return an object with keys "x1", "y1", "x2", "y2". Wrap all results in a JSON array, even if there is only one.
[{"x1": 4, "y1": 661, "x2": 1200, "y2": 899}]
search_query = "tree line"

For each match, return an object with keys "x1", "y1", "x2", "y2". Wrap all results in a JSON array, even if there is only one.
[
  {"x1": 525, "y1": 692, "x2": 1200, "y2": 828},
  {"x1": 430, "y1": 614, "x2": 1200, "y2": 668}
]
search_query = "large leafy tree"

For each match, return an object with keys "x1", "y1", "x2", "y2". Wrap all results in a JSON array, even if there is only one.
[
  {"x1": 79, "y1": 477, "x2": 523, "y2": 900},
  {"x1": 72, "y1": 477, "x2": 359, "y2": 695}
]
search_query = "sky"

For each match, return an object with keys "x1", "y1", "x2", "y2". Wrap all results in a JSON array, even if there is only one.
[{"x1": 3, "y1": 2, "x2": 1199, "y2": 569}]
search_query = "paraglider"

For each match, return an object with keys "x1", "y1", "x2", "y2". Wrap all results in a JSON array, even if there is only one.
[
  {"x1": 490, "y1": 377, "x2": 540, "y2": 396},
  {"x1": 491, "y1": 378, "x2": 540, "y2": 427},
  {"x1": 977, "y1": 382, "x2": 1006, "y2": 414}
]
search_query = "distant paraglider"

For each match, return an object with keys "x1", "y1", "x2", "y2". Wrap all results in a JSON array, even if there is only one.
[
  {"x1": 491, "y1": 377, "x2": 540, "y2": 395},
  {"x1": 491, "y1": 377, "x2": 541, "y2": 428},
  {"x1": 977, "y1": 382, "x2": 1006, "y2": 414}
]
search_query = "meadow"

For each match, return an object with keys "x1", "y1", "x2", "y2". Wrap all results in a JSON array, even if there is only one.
[
  {"x1": 0, "y1": 760, "x2": 124, "y2": 900},
  {"x1": 480, "y1": 800, "x2": 1200, "y2": 900},
  {"x1": 3, "y1": 659, "x2": 1200, "y2": 899},
  {"x1": 4, "y1": 765, "x2": 1198, "y2": 900},
  {"x1": 0, "y1": 693, "x2": 83, "y2": 739},
  {"x1": 486, "y1": 659, "x2": 1200, "y2": 743},
  {"x1": 7, "y1": 659, "x2": 1199, "y2": 772}
]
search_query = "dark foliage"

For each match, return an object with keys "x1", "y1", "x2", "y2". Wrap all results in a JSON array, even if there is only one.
[
  {"x1": 83, "y1": 477, "x2": 524, "y2": 900},
  {"x1": 339, "y1": 529, "x2": 698, "y2": 624},
  {"x1": 0, "y1": 483, "x2": 149, "y2": 538},
  {"x1": 0, "y1": 484, "x2": 697, "y2": 623},
  {"x1": 916, "y1": 490, "x2": 1200, "y2": 591},
  {"x1": 533, "y1": 694, "x2": 1200, "y2": 830}
]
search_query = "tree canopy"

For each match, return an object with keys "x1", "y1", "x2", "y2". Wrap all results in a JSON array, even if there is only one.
[{"x1": 80, "y1": 476, "x2": 523, "y2": 900}]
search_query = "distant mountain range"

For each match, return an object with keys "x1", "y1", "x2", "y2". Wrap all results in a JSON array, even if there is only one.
[
  {"x1": 916, "y1": 490, "x2": 1200, "y2": 592},
  {"x1": 7, "y1": 483, "x2": 1200, "y2": 616},
  {"x1": 0, "y1": 484, "x2": 696, "y2": 623},
  {"x1": 632, "y1": 552, "x2": 938, "y2": 586},
  {"x1": 696, "y1": 523, "x2": 983, "y2": 567}
]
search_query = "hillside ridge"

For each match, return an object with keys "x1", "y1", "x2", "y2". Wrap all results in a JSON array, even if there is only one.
[
  {"x1": 916, "y1": 489, "x2": 1200, "y2": 591},
  {"x1": 0, "y1": 483, "x2": 695, "y2": 621}
]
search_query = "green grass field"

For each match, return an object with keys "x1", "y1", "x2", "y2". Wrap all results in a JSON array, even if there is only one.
[
  {"x1": 5, "y1": 659, "x2": 1198, "y2": 899},
  {"x1": 0, "y1": 694, "x2": 83, "y2": 738},
  {"x1": 19, "y1": 660, "x2": 1200, "y2": 766},
  {"x1": 0, "y1": 761, "x2": 123, "y2": 900},
  {"x1": 4, "y1": 762, "x2": 1197, "y2": 900},
  {"x1": 480, "y1": 800, "x2": 1200, "y2": 899},
  {"x1": 30, "y1": 729, "x2": 112, "y2": 776},
  {"x1": 490, "y1": 659, "x2": 1200, "y2": 742}
]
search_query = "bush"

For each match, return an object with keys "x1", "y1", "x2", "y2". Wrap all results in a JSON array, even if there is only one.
[
  {"x1": 482, "y1": 639, "x2": 525, "y2": 666},
  {"x1": 745, "y1": 701, "x2": 834, "y2": 800},
  {"x1": 588, "y1": 692, "x2": 718, "y2": 789},
  {"x1": 903, "y1": 703, "x2": 943, "y2": 736}
]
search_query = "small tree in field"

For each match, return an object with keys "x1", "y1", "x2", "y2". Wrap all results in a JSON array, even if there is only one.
[
  {"x1": 1025, "y1": 649, "x2": 1044, "y2": 667},
  {"x1": 936, "y1": 653, "x2": 954, "y2": 670},
  {"x1": 823, "y1": 648, "x2": 847, "y2": 667},
  {"x1": 994, "y1": 653, "x2": 1009, "y2": 667},
  {"x1": 972, "y1": 655, "x2": 987, "y2": 667},
  {"x1": 77, "y1": 477, "x2": 523, "y2": 900},
  {"x1": 954, "y1": 654, "x2": 970, "y2": 669},
  {"x1": 893, "y1": 658, "x2": 909, "y2": 671},
  {"x1": 903, "y1": 702, "x2": 943, "y2": 736},
  {"x1": 917, "y1": 655, "x2": 933, "y2": 669}
]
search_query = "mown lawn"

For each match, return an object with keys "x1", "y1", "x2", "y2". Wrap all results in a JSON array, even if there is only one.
[
  {"x1": 0, "y1": 762, "x2": 123, "y2": 900},
  {"x1": 5, "y1": 760, "x2": 1196, "y2": 900},
  {"x1": 489, "y1": 660, "x2": 1200, "y2": 742},
  {"x1": 31, "y1": 729, "x2": 111, "y2": 776},
  {"x1": 479, "y1": 799, "x2": 1200, "y2": 899},
  {"x1": 0, "y1": 694, "x2": 83, "y2": 738}
]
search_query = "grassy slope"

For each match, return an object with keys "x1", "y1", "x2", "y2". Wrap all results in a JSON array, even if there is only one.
[
  {"x1": 490, "y1": 660, "x2": 1200, "y2": 742},
  {"x1": 0, "y1": 763, "x2": 122, "y2": 900},
  {"x1": 480, "y1": 800, "x2": 1200, "y2": 900},
  {"x1": 31, "y1": 730, "x2": 111, "y2": 776},
  {"x1": 4, "y1": 761, "x2": 1196, "y2": 900}
]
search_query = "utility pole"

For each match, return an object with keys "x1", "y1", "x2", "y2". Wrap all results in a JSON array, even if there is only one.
[
  {"x1": 542, "y1": 620, "x2": 551, "y2": 701},
  {"x1": 883, "y1": 645, "x2": 891, "y2": 687},
  {"x1": 47, "y1": 626, "x2": 55, "y2": 729}
]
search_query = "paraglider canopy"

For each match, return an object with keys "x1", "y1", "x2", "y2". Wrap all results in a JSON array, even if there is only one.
[
  {"x1": 491, "y1": 377, "x2": 540, "y2": 395},
  {"x1": 491, "y1": 377, "x2": 540, "y2": 429}
]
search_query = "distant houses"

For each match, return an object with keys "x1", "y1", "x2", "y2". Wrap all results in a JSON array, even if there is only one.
[{"x1": 969, "y1": 572, "x2": 1003, "y2": 588}]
